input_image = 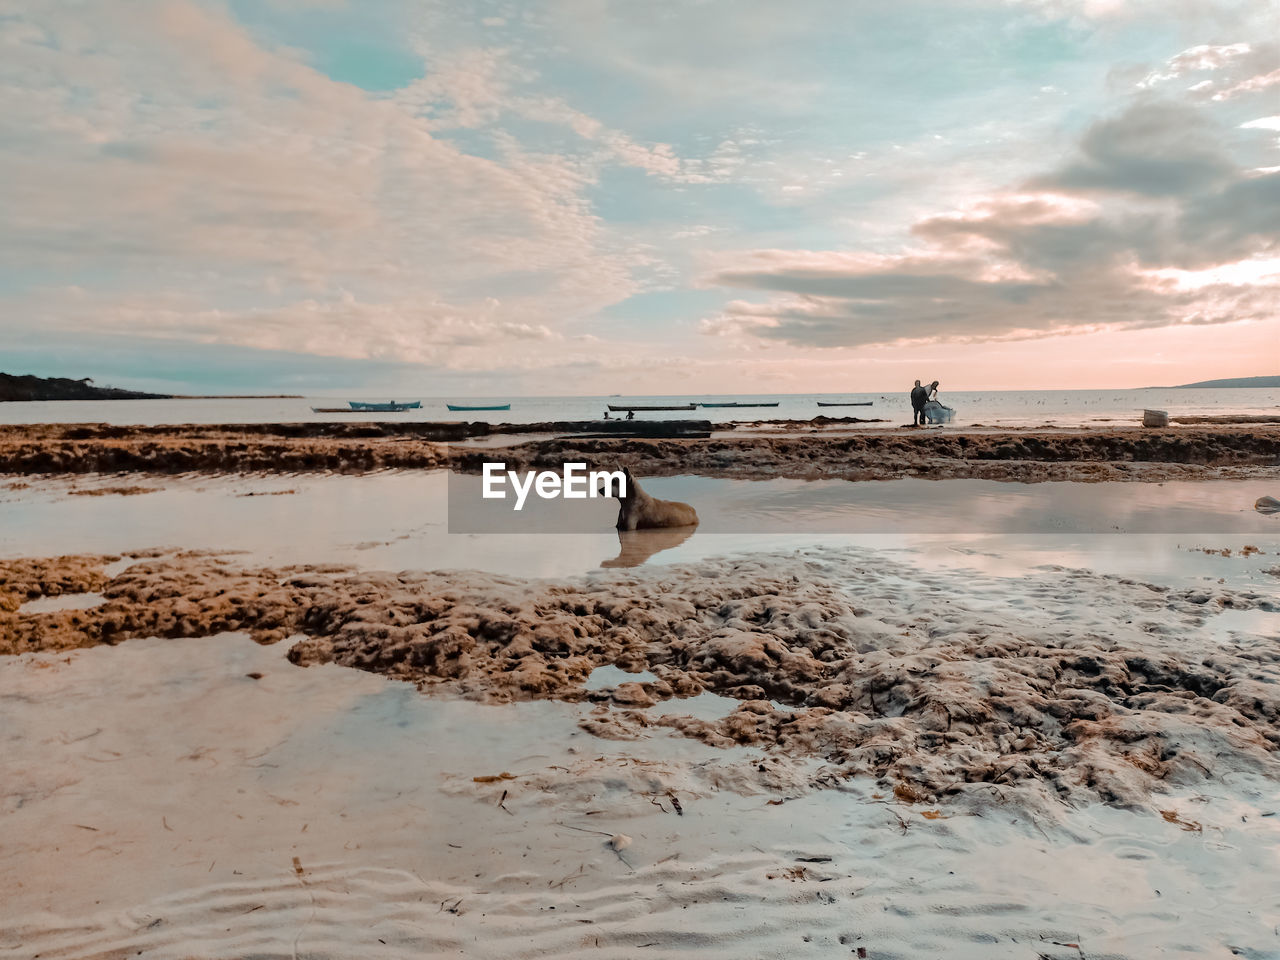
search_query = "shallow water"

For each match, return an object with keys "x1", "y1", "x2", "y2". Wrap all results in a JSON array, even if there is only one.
[
  {"x1": 16, "y1": 592, "x2": 106, "y2": 614},
  {"x1": 5, "y1": 632, "x2": 1280, "y2": 959},
  {"x1": 584, "y1": 665, "x2": 660, "y2": 689},
  {"x1": 2, "y1": 472, "x2": 1277, "y2": 590},
  {"x1": 1206, "y1": 608, "x2": 1280, "y2": 645},
  {"x1": 4, "y1": 467, "x2": 1280, "y2": 957}
]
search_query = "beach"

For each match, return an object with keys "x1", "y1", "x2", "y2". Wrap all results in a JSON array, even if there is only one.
[
  {"x1": 2, "y1": 417, "x2": 1279, "y2": 959},
  {"x1": 9, "y1": 0, "x2": 1280, "y2": 952}
]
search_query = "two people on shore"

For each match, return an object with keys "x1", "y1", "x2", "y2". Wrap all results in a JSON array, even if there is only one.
[{"x1": 910, "y1": 380, "x2": 940, "y2": 426}]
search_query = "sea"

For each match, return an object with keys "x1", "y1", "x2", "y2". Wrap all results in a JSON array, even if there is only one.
[{"x1": 0, "y1": 388, "x2": 1276, "y2": 429}]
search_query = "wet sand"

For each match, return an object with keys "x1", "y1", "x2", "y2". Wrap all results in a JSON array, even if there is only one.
[
  {"x1": 5, "y1": 548, "x2": 1278, "y2": 810},
  {"x1": 4, "y1": 544, "x2": 1280, "y2": 959},
  {"x1": 0, "y1": 420, "x2": 1278, "y2": 481},
  {"x1": 3, "y1": 434, "x2": 1280, "y2": 958},
  {"x1": 8, "y1": 631, "x2": 1280, "y2": 960}
]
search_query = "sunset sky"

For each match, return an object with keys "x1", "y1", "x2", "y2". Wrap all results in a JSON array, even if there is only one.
[{"x1": 3, "y1": 0, "x2": 1278, "y2": 394}]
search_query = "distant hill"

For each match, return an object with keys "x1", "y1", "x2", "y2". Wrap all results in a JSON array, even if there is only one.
[
  {"x1": 1166, "y1": 375, "x2": 1280, "y2": 389},
  {"x1": 0, "y1": 373, "x2": 170, "y2": 401}
]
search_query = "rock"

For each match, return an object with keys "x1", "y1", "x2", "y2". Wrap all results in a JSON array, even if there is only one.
[
  {"x1": 1256, "y1": 496, "x2": 1280, "y2": 515},
  {"x1": 610, "y1": 682, "x2": 656, "y2": 707},
  {"x1": 1143, "y1": 409, "x2": 1169, "y2": 428}
]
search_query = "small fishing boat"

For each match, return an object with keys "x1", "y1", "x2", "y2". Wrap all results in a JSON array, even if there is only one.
[
  {"x1": 446, "y1": 403, "x2": 511, "y2": 411},
  {"x1": 698, "y1": 401, "x2": 780, "y2": 408},
  {"x1": 816, "y1": 401, "x2": 874, "y2": 407},
  {"x1": 607, "y1": 403, "x2": 698, "y2": 412},
  {"x1": 348, "y1": 400, "x2": 421, "y2": 411}
]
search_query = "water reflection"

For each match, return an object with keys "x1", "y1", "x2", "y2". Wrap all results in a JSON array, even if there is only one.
[
  {"x1": 2, "y1": 471, "x2": 1277, "y2": 589},
  {"x1": 600, "y1": 526, "x2": 697, "y2": 568}
]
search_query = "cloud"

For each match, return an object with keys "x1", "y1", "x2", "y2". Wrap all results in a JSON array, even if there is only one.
[
  {"x1": 1031, "y1": 100, "x2": 1237, "y2": 196},
  {"x1": 1215, "y1": 66, "x2": 1280, "y2": 100},
  {"x1": 19, "y1": 287, "x2": 562, "y2": 368},
  {"x1": 5, "y1": 0, "x2": 1280, "y2": 392},
  {"x1": 702, "y1": 94, "x2": 1280, "y2": 350},
  {"x1": 0, "y1": 1, "x2": 647, "y2": 372},
  {"x1": 1137, "y1": 42, "x2": 1253, "y2": 87},
  {"x1": 1135, "y1": 40, "x2": 1280, "y2": 102},
  {"x1": 389, "y1": 43, "x2": 698, "y2": 180}
]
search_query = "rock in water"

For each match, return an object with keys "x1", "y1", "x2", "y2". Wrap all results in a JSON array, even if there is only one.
[
  {"x1": 1256, "y1": 496, "x2": 1280, "y2": 515},
  {"x1": 1143, "y1": 409, "x2": 1169, "y2": 428}
]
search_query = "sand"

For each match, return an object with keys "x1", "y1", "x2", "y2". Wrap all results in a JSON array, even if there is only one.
[
  {"x1": 4, "y1": 453, "x2": 1280, "y2": 958},
  {"x1": 5, "y1": 614, "x2": 1280, "y2": 958},
  {"x1": 5, "y1": 548, "x2": 1278, "y2": 814},
  {"x1": 1, "y1": 421, "x2": 1277, "y2": 481}
]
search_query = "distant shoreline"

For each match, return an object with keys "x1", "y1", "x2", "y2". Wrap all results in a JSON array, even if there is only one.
[
  {"x1": 1161, "y1": 375, "x2": 1280, "y2": 389},
  {"x1": 0, "y1": 372, "x2": 304, "y2": 402},
  {"x1": 1, "y1": 395, "x2": 305, "y2": 402}
]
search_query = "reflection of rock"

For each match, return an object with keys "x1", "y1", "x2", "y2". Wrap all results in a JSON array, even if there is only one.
[
  {"x1": 600, "y1": 525, "x2": 696, "y2": 568},
  {"x1": 1257, "y1": 496, "x2": 1280, "y2": 515}
]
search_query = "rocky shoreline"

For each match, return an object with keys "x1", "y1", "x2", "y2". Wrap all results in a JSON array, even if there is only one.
[
  {"x1": 5, "y1": 549, "x2": 1277, "y2": 809},
  {"x1": 1, "y1": 420, "x2": 1277, "y2": 482}
]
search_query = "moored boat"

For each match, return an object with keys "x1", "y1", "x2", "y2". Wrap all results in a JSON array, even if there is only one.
[
  {"x1": 816, "y1": 401, "x2": 874, "y2": 407},
  {"x1": 348, "y1": 400, "x2": 421, "y2": 411},
  {"x1": 607, "y1": 403, "x2": 698, "y2": 412},
  {"x1": 446, "y1": 403, "x2": 511, "y2": 411},
  {"x1": 698, "y1": 401, "x2": 780, "y2": 408}
]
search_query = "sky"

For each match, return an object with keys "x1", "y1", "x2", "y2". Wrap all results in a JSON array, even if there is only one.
[{"x1": 2, "y1": 0, "x2": 1278, "y2": 394}]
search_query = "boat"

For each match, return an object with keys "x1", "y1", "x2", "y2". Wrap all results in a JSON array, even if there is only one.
[
  {"x1": 816, "y1": 401, "x2": 874, "y2": 407},
  {"x1": 347, "y1": 400, "x2": 421, "y2": 411},
  {"x1": 447, "y1": 403, "x2": 511, "y2": 411},
  {"x1": 607, "y1": 403, "x2": 698, "y2": 412},
  {"x1": 698, "y1": 401, "x2": 780, "y2": 408}
]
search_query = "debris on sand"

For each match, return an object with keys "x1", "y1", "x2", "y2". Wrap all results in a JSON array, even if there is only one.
[{"x1": 67, "y1": 485, "x2": 160, "y2": 497}]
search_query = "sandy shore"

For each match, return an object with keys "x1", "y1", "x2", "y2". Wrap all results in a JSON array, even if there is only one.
[
  {"x1": 4, "y1": 541, "x2": 1280, "y2": 959},
  {"x1": 3, "y1": 437, "x2": 1279, "y2": 957},
  {"x1": 6, "y1": 549, "x2": 1277, "y2": 811},
  {"x1": 1, "y1": 421, "x2": 1277, "y2": 481},
  {"x1": 8, "y1": 630, "x2": 1280, "y2": 960}
]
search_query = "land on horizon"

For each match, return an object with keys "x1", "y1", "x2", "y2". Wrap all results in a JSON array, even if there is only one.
[
  {"x1": 0, "y1": 373, "x2": 300, "y2": 402},
  {"x1": 1161, "y1": 375, "x2": 1280, "y2": 389},
  {"x1": 5, "y1": 371, "x2": 1279, "y2": 403}
]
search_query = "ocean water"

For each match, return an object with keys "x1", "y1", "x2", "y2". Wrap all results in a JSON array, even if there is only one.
[{"x1": 0, "y1": 387, "x2": 1276, "y2": 428}]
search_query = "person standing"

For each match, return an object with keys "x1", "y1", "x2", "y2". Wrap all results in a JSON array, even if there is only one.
[
  {"x1": 922, "y1": 381, "x2": 944, "y2": 424},
  {"x1": 910, "y1": 379, "x2": 928, "y2": 426}
]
